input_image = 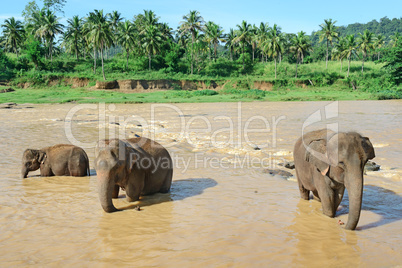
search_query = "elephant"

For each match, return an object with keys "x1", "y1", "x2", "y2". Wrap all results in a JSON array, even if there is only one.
[
  {"x1": 22, "y1": 144, "x2": 90, "y2": 178},
  {"x1": 94, "y1": 137, "x2": 173, "y2": 213},
  {"x1": 293, "y1": 129, "x2": 375, "y2": 230}
]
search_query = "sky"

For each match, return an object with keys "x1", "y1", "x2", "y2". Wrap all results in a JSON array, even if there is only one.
[{"x1": 1, "y1": 0, "x2": 402, "y2": 35}]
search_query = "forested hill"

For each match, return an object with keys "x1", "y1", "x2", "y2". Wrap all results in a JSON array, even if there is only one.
[{"x1": 337, "y1": 17, "x2": 402, "y2": 39}]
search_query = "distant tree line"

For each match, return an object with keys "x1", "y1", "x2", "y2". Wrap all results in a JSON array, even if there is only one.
[{"x1": 1, "y1": 0, "x2": 402, "y2": 82}]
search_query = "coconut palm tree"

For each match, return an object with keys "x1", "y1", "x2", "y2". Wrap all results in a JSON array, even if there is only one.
[
  {"x1": 332, "y1": 36, "x2": 347, "y2": 72},
  {"x1": 374, "y1": 34, "x2": 385, "y2": 60},
  {"x1": 141, "y1": 24, "x2": 164, "y2": 70},
  {"x1": 343, "y1": 34, "x2": 358, "y2": 78},
  {"x1": 224, "y1": 28, "x2": 236, "y2": 61},
  {"x1": 1, "y1": 17, "x2": 24, "y2": 58},
  {"x1": 390, "y1": 32, "x2": 400, "y2": 47},
  {"x1": 37, "y1": 9, "x2": 64, "y2": 61},
  {"x1": 290, "y1": 31, "x2": 312, "y2": 78},
  {"x1": 87, "y1": 9, "x2": 113, "y2": 80},
  {"x1": 233, "y1": 20, "x2": 252, "y2": 69},
  {"x1": 257, "y1": 22, "x2": 270, "y2": 62},
  {"x1": 318, "y1": 18, "x2": 339, "y2": 69},
  {"x1": 357, "y1": 29, "x2": 374, "y2": 73},
  {"x1": 204, "y1": 21, "x2": 225, "y2": 61},
  {"x1": 179, "y1": 10, "x2": 204, "y2": 74},
  {"x1": 117, "y1": 20, "x2": 137, "y2": 70},
  {"x1": 265, "y1": 24, "x2": 283, "y2": 79},
  {"x1": 63, "y1": 15, "x2": 83, "y2": 60}
]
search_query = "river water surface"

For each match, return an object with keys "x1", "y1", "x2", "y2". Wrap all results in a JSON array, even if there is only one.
[{"x1": 0, "y1": 100, "x2": 401, "y2": 267}]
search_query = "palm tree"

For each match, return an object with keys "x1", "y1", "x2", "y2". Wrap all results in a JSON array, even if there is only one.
[
  {"x1": 290, "y1": 31, "x2": 312, "y2": 78},
  {"x1": 265, "y1": 24, "x2": 283, "y2": 79},
  {"x1": 63, "y1": 15, "x2": 83, "y2": 60},
  {"x1": 224, "y1": 28, "x2": 236, "y2": 61},
  {"x1": 141, "y1": 24, "x2": 164, "y2": 70},
  {"x1": 374, "y1": 34, "x2": 385, "y2": 60},
  {"x1": 332, "y1": 36, "x2": 347, "y2": 72},
  {"x1": 179, "y1": 10, "x2": 204, "y2": 74},
  {"x1": 257, "y1": 22, "x2": 269, "y2": 62},
  {"x1": 117, "y1": 20, "x2": 136, "y2": 70},
  {"x1": 318, "y1": 18, "x2": 339, "y2": 69},
  {"x1": 204, "y1": 21, "x2": 225, "y2": 61},
  {"x1": 343, "y1": 34, "x2": 358, "y2": 78},
  {"x1": 87, "y1": 9, "x2": 113, "y2": 80},
  {"x1": 233, "y1": 20, "x2": 252, "y2": 69},
  {"x1": 390, "y1": 32, "x2": 400, "y2": 47},
  {"x1": 357, "y1": 29, "x2": 374, "y2": 73},
  {"x1": 37, "y1": 9, "x2": 64, "y2": 61},
  {"x1": 1, "y1": 17, "x2": 24, "y2": 58}
]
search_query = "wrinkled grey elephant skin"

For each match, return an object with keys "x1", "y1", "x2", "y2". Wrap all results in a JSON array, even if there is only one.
[
  {"x1": 293, "y1": 129, "x2": 375, "y2": 230},
  {"x1": 94, "y1": 137, "x2": 173, "y2": 213},
  {"x1": 22, "y1": 144, "x2": 90, "y2": 178}
]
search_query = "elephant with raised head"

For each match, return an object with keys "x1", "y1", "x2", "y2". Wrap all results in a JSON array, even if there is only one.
[
  {"x1": 293, "y1": 129, "x2": 375, "y2": 230},
  {"x1": 94, "y1": 137, "x2": 173, "y2": 213},
  {"x1": 22, "y1": 144, "x2": 90, "y2": 178}
]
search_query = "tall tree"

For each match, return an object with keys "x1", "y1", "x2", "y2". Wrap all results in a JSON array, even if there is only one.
[
  {"x1": 141, "y1": 24, "x2": 164, "y2": 70},
  {"x1": 37, "y1": 9, "x2": 64, "y2": 61},
  {"x1": 390, "y1": 32, "x2": 400, "y2": 48},
  {"x1": 318, "y1": 18, "x2": 339, "y2": 69},
  {"x1": 43, "y1": 0, "x2": 67, "y2": 15},
  {"x1": 117, "y1": 20, "x2": 137, "y2": 70},
  {"x1": 233, "y1": 20, "x2": 252, "y2": 69},
  {"x1": 63, "y1": 15, "x2": 83, "y2": 60},
  {"x1": 374, "y1": 34, "x2": 385, "y2": 60},
  {"x1": 290, "y1": 31, "x2": 311, "y2": 78},
  {"x1": 1, "y1": 17, "x2": 25, "y2": 58},
  {"x1": 265, "y1": 24, "x2": 283, "y2": 78},
  {"x1": 224, "y1": 28, "x2": 236, "y2": 61},
  {"x1": 332, "y1": 36, "x2": 347, "y2": 72},
  {"x1": 21, "y1": 1, "x2": 39, "y2": 23},
  {"x1": 204, "y1": 21, "x2": 225, "y2": 61},
  {"x1": 343, "y1": 34, "x2": 358, "y2": 78},
  {"x1": 87, "y1": 9, "x2": 113, "y2": 80},
  {"x1": 179, "y1": 10, "x2": 204, "y2": 74},
  {"x1": 357, "y1": 29, "x2": 374, "y2": 73},
  {"x1": 257, "y1": 22, "x2": 270, "y2": 62}
]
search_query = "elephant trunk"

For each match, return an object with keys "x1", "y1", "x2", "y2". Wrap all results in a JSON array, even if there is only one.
[
  {"x1": 21, "y1": 166, "x2": 29, "y2": 178},
  {"x1": 97, "y1": 170, "x2": 118, "y2": 213},
  {"x1": 344, "y1": 170, "x2": 364, "y2": 230}
]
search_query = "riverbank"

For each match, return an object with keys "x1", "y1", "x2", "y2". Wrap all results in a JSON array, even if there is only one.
[{"x1": 0, "y1": 84, "x2": 380, "y2": 104}]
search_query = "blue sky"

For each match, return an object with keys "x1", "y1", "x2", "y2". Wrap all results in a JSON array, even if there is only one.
[{"x1": 1, "y1": 0, "x2": 401, "y2": 34}]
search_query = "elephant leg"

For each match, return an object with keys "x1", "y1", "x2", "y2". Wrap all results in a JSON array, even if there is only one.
[
  {"x1": 316, "y1": 176, "x2": 336, "y2": 217},
  {"x1": 296, "y1": 170, "x2": 310, "y2": 200},
  {"x1": 334, "y1": 186, "x2": 345, "y2": 211},
  {"x1": 125, "y1": 171, "x2": 145, "y2": 202},
  {"x1": 112, "y1": 185, "x2": 120, "y2": 198},
  {"x1": 159, "y1": 169, "x2": 173, "y2": 193},
  {"x1": 40, "y1": 166, "x2": 54, "y2": 177}
]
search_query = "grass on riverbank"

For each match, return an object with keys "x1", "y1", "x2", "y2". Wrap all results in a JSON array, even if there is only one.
[{"x1": 0, "y1": 84, "x2": 379, "y2": 104}]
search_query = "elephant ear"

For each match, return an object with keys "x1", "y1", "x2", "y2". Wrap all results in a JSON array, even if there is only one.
[
  {"x1": 305, "y1": 139, "x2": 330, "y2": 176},
  {"x1": 361, "y1": 137, "x2": 375, "y2": 160},
  {"x1": 38, "y1": 151, "x2": 47, "y2": 164},
  {"x1": 125, "y1": 144, "x2": 139, "y2": 173}
]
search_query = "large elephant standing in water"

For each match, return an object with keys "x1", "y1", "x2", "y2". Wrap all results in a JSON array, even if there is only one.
[
  {"x1": 22, "y1": 144, "x2": 90, "y2": 178},
  {"x1": 293, "y1": 129, "x2": 375, "y2": 230},
  {"x1": 94, "y1": 137, "x2": 173, "y2": 213}
]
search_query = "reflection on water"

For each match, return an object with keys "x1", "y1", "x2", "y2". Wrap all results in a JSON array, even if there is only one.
[{"x1": 0, "y1": 100, "x2": 401, "y2": 266}]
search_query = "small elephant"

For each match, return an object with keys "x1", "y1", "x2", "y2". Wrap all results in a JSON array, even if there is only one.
[
  {"x1": 293, "y1": 129, "x2": 375, "y2": 230},
  {"x1": 94, "y1": 137, "x2": 173, "y2": 213},
  {"x1": 22, "y1": 144, "x2": 90, "y2": 178}
]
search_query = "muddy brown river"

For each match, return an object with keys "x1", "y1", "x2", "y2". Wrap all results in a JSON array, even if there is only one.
[{"x1": 0, "y1": 100, "x2": 401, "y2": 267}]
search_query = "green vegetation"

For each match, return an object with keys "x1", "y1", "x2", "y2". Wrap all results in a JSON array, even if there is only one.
[{"x1": 0, "y1": 1, "x2": 401, "y2": 103}]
